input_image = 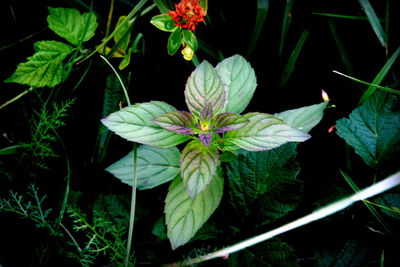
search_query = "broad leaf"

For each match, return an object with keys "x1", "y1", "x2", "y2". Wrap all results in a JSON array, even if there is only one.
[
  {"x1": 275, "y1": 101, "x2": 328, "y2": 132},
  {"x1": 336, "y1": 91, "x2": 400, "y2": 167},
  {"x1": 101, "y1": 101, "x2": 190, "y2": 148},
  {"x1": 47, "y1": 7, "x2": 98, "y2": 46},
  {"x1": 227, "y1": 143, "x2": 302, "y2": 222},
  {"x1": 150, "y1": 14, "x2": 177, "y2": 32},
  {"x1": 165, "y1": 175, "x2": 223, "y2": 250},
  {"x1": 185, "y1": 60, "x2": 226, "y2": 117},
  {"x1": 224, "y1": 113, "x2": 310, "y2": 151},
  {"x1": 216, "y1": 54, "x2": 257, "y2": 114},
  {"x1": 180, "y1": 140, "x2": 219, "y2": 199},
  {"x1": 213, "y1": 112, "x2": 250, "y2": 133},
  {"x1": 105, "y1": 145, "x2": 181, "y2": 190},
  {"x1": 153, "y1": 110, "x2": 196, "y2": 135},
  {"x1": 5, "y1": 41, "x2": 74, "y2": 88},
  {"x1": 167, "y1": 29, "x2": 182, "y2": 55}
]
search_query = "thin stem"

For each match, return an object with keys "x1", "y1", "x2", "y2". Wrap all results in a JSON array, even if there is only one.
[{"x1": 0, "y1": 87, "x2": 34, "y2": 111}]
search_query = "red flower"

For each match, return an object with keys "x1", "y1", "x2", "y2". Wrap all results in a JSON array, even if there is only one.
[{"x1": 168, "y1": 0, "x2": 206, "y2": 31}]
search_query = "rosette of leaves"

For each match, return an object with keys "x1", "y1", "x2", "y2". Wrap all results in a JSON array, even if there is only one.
[{"x1": 102, "y1": 54, "x2": 327, "y2": 249}]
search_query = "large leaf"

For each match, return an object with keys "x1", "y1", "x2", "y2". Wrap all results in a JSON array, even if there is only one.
[
  {"x1": 152, "y1": 110, "x2": 196, "y2": 135},
  {"x1": 227, "y1": 143, "x2": 301, "y2": 222},
  {"x1": 180, "y1": 140, "x2": 219, "y2": 199},
  {"x1": 105, "y1": 145, "x2": 181, "y2": 190},
  {"x1": 185, "y1": 60, "x2": 226, "y2": 117},
  {"x1": 101, "y1": 101, "x2": 191, "y2": 148},
  {"x1": 165, "y1": 175, "x2": 223, "y2": 250},
  {"x1": 47, "y1": 7, "x2": 98, "y2": 46},
  {"x1": 275, "y1": 102, "x2": 328, "y2": 132},
  {"x1": 216, "y1": 55, "x2": 257, "y2": 114},
  {"x1": 224, "y1": 113, "x2": 311, "y2": 151},
  {"x1": 336, "y1": 92, "x2": 400, "y2": 167},
  {"x1": 5, "y1": 41, "x2": 74, "y2": 88}
]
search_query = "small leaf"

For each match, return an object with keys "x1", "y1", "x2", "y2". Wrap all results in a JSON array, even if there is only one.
[
  {"x1": 168, "y1": 29, "x2": 182, "y2": 55},
  {"x1": 165, "y1": 175, "x2": 223, "y2": 250},
  {"x1": 105, "y1": 145, "x2": 181, "y2": 189},
  {"x1": 153, "y1": 110, "x2": 196, "y2": 135},
  {"x1": 213, "y1": 113, "x2": 250, "y2": 133},
  {"x1": 183, "y1": 29, "x2": 198, "y2": 51},
  {"x1": 5, "y1": 41, "x2": 74, "y2": 88},
  {"x1": 275, "y1": 101, "x2": 328, "y2": 132},
  {"x1": 119, "y1": 46, "x2": 132, "y2": 70},
  {"x1": 114, "y1": 15, "x2": 132, "y2": 54},
  {"x1": 181, "y1": 140, "x2": 219, "y2": 199},
  {"x1": 101, "y1": 101, "x2": 190, "y2": 148},
  {"x1": 150, "y1": 14, "x2": 177, "y2": 32},
  {"x1": 216, "y1": 54, "x2": 257, "y2": 114},
  {"x1": 185, "y1": 60, "x2": 226, "y2": 117},
  {"x1": 224, "y1": 113, "x2": 310, "y2": 151},
  {"x1": 336, "y1": 91, "x2": 400, "y2": 167},
  {"x1": 47, "y1": 7, "x2": 98, "y2": 46}
]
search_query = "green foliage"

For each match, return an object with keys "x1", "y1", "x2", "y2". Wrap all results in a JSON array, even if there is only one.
[
  {"x1": 164, "y1": 175, "x2": 223, "y2": 250},
  {"x1": 150, "y1": 14, "x2": 177, "y2": 32},
  {"x1": 336, "y1": 91, "x2": 400, "y2": 167},
  {"x1": 316, "y1": 239, "x2": 367, "y2": 267},
  {"x1": 375, "y1": 192, "x2": 400, "y2": 220},
  {"x1": 168, "y1": 29, "x2": 183, "y2": 55}
]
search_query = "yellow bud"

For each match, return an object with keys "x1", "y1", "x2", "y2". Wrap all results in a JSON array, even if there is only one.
[{"x1": 181, "y1": 45, "x2": 194, "y2": 61}]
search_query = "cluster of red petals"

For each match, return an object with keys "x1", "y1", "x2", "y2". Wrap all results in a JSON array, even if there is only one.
[{"x1": 168, "y1": 0, "x2": 206, "y2": 31}]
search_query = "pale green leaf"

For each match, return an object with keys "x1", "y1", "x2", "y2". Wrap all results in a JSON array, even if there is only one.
[
  {"x1": 224, "y1": 113, "x2": 311, "y2": 151},
  {"x1": 47, "y1": 7, "x2": 98, "y2": 46},
  {"x1": 336, "y1": 92, "x2": 400, "y2": 167},
  {"x1": 181, "y1": 140, "x2": 219, "y2": 199},
  {"x1": 216, "y1": 55, "x2": 257, "y2": 114},
  {"x1": 105, "y1": 145, "x2": 181, "y2": 189},
  {"x1": 101, "y1": 101, "x2": 191, "y2": 148},
  {"x1": 165, "y1": 175, "x2": 223, "y2": 250},
  {"x1": 5, "y1": 41, "x2": 74, "y2": 88},
  {"x1": 150, "y1": 14, "x2": 177, "y2": 32},
  {"x1": 185, "y1": 60, "x2": 226, "y2": 117},
  {"x1": 275, "y1": 102, "x2": 328, "y2": 132}
]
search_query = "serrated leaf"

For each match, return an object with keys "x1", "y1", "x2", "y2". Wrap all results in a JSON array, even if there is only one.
[
  {"x1": 165, "y1": 175, "x2": 223, "y2": 250},
  {"x1": 216, "y1": 55, "x2": 257, "y2": 114},
  {"x1": 336, "y1": 91, "x2": 400, "y2": 167},
  {"x1": 47, "y1": 7, "x2": 98, "y2": 46},
  {"x1": 185, "y1": 60, "x2": 226, "y2": 117},
  {"x1": 168, "y1": 29, "x2": 182, "y2": 55},
  {"x1": 150, "y1": 14, "x2": 177, "y2": 32},
  {"x1": 105, "y1": 145, "x2": 181, "y2": 189},
  {"x1": 5, "y1": 41, "x2": 74, "y2": 88},
  {"x1": 227, "y1": 143, "x2": 301, "y2": 221},
  {"x1": 224, "y1": 113, "x2": 310, "y2": 151},
  {"x1": 213, "y1": 113, "x2": 250, "y2": 133},
  {"x1": 183, "y1": 29, "x2": 198, "y2": 51},
  {"x1": 275, "y1": 102, "x2": 328, "y2": 132},
  {"x1": 101, "y1": 101, "x2": 190, "y2": 148},
  {"x1": 181, "y1": 140, "x2": 219, "y2": 199},
  {"x1": 153, "y1": 110, "x2": 196, "y2": 135}
]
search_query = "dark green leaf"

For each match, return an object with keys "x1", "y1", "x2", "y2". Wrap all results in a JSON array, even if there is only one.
[
  {"x1": 183, "y1": 29, "x2": 198, "y2": 51},
  {"x1": 316, "y1": 239, "x2": 367, "y2": 267},
  {"x1": 375, "y1": 193, "x2": 400, "y2": 220},
  {"x1": 246, "y1": 0, "x2": 269, "y2": 57},
  {"x1": 167, "y1": 29, "x2": 182, "y2": 55}
]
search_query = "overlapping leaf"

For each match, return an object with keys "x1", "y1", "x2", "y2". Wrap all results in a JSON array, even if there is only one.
[
  {"x1": 224, "y1": 113, "x2": 310, "y2": 151},
  {"x1": 105, "y1": 145, "x2": 181, "y2": 189},
  {"x1": 101, "y1": 101, "x2": 190, "y2": 148},
  {"x1": 165, "y1": 175, "x2": 223, "y2": 250},
  {"x1": 213, "y1": 113, "x2": 249, "y2": 133},
  {"x1": 153, "y1": 111, "x2": 196, "y2": 135}
]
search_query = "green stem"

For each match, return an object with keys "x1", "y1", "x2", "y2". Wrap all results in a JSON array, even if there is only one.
[{"x1": 0, "y1": 87, "x2": 34, "y2": 111}]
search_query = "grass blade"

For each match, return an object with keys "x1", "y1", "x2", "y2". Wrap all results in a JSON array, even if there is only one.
[
  {"x1": 246, "y1": 0, "x2": 269, "y2": 58},
  {"x1": 312, "y1": 12, "x2": 373, "y2": 21},
  {"x1": 359, "y1": 45, "x2": 400, "y2": 103},
  {"x1": 339, "y1": 170, "x2": 392, "y2": 235},
  {"x1": 279, "y1": 0, "x2": 294, "y2": 56},
  {"x1": 358, "y1": 0, "x2": 387, "y2": 48},
  {"x1": 279, "y1": 29, "x2": 309, "y2": 89}
]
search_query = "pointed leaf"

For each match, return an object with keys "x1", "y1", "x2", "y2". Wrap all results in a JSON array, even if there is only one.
[
  {"x1": 216, "y1": 54, "x2": 257, "y2": 114},
  {"x1": 275, "y1": 102, "x2": 328, "y2": 132},
  {"x1": 183, "y1": 29, "x2": 198, "y2": 51},
  {"x1": 185, "y1": 60, "x2": 226, "y2": 117},
  {"x1": 168, "y1": 29, "x2": 182, "y2": 55},
  {"x1": 5, "y1": 41, "x2": 74, "y2": 88},
  {"x1": 336, "y1": 92, "x2": 400, "y2": 167},
  {"x1": 153, "y1": 110, "x2": 196, "y2": 135},
  {"x1": 47, "y1": 7, "x2": 98, "y2": 46},
  {"x1": 150, "y1": 14, "x2": 177, "y2": 32},
  {"x1": 114, "y1": 15, "x2": 132, "y2": 54},
  {"x1": 214, "y1": 113, "x2": 249, "y2": 133},
  {"x1": 224, "y1": 113, "x2": 311, "y2": 151},
  {"x1": 105, "y1": 145, "x2": 181, "y2": 189},
  {"x1": 101, "y1": 101, "x2": 190, "y2": 148},
  {"x1": 181, "y1": 140, "x2": 219, "y2": 199},
  {"x1": 165, "y1": 175, "x2": 223, "y2": 250}
]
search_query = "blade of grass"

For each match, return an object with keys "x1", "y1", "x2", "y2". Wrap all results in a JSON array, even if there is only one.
[
  {"x1": 358, "y1": 0, "x2": 387, "y2": 49},
  {"x1": 279, "y1": 29, "x2": 309, "y2": 89},
  {"x1": 279, "y1": 0, "x2": 294, "y2": 57},
  {"x1": 339, "y1": 170, "x2": 392, "y2": 235},
  {"x1": 359, "y1": 45, "x2": 400, "y2": 103},
  {"x1": 364, "y1": 200, "x2": 400, "y2": 215},
  {"x1": 312, "y1": 12, "x2": 382, "y2": 22},
  {"x1": 246, "y1": 0, "x2": 269, "y2": 58},
  {"x1": 332, "y1": 70, "x2": 400, "y2": 95}
]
